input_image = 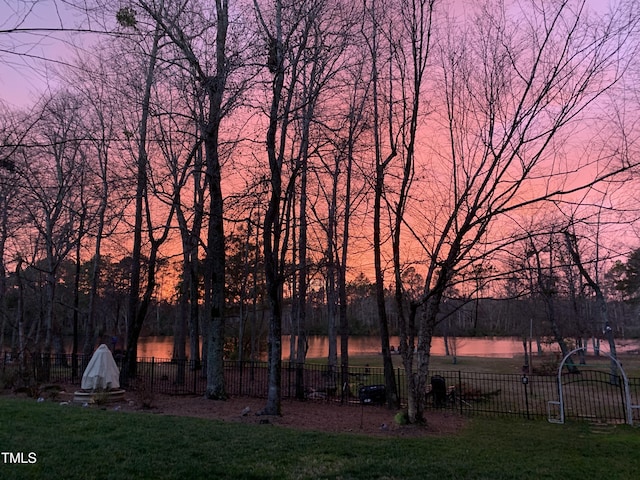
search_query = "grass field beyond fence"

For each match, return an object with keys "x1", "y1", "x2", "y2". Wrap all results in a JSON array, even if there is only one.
[{"x1": 1, "y1": 397, "x2": 639, "y2": 479}]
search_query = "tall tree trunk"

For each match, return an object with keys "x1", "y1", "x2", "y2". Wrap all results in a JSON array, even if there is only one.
[
  {"x1": 256, "y1": 0, "x2": 325, "y2": 415},
  {"x1": 262, "y1": 88, "x2": 285, "y2": 414},
  {"x1": 84, "y1": 189, "x2": 106, "y2": 359},
  {"x1": 338, "y1": 76, "x2": 364, "y2": 401},
  {"x1": 368, "y1": 0, "x2": 398, "y2": 407},
  {"x1": 204, "y1": 139, "x2": 226, "y2": 399},
  {"x1": 43, "y1": 251, "x2": 56, "y2": 363},
  {"x1": 175, "y1": 132, "x2": 204, "y2": 374},
  {"x1": 71, "y1": 209, "x2": 85, "y2": 381},
  {"x1": 295, "y1": 86, "x2": 313, "y2": 400},
  {"x1": 174, "y1": 188, "x2": 189, "y2": 376},
  {"x1": 392, "y1": 0, "x2": 434, "y2": 423},
  {"x1": 413, "y1": 286, "x2": 446, "y2": 422},
  {"x1": 295, "y1": 191, "x2": 308, "y2": 400},
  {"x1": 237, "y1": 215, "x2": 253, "y2": 363},
  {"x1": 122, "y1": 27, "x2": 161, "y2": 384},
  {"x1": 0, "y1": 192, "x2": 8, "y2": 354},
  {"x1": 326, "y1": 189, "x2": 338, "y2": 372},
  {"x1": 259, "y1": 0, "x2": 288, "y2": 416},
  {"x1": 189, "y1": 239, "x2": 201, "y2": 369},
  {"x1": 338, "y1": 187, "x2": 350, "y2": 402},
  {"x1": 174, "y1": 217, "x2": 189, "y2": 384},
  {"x1": 15, "y1": 259, "x2": 25, "y2": 366},
  {"x1": 203, "y1": 0, "x2": 229, "y2": 400},
  {"x1": 372, "y1": 142, "x2": 398, "y2": 408}
]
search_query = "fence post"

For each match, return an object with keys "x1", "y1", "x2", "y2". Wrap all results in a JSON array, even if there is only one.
[
  {"x1": 193, "y1": 360, "x2": 197, "y2": 394},
  {"x1": 151, "y1": 357, "x2": 155, "y2": 392},
  {"x1": 522, "y1": 374, "x2": 530, "y2": 420},
  {"x1": 458, "y1": 370, "x2": 463, "y2": 415},
  {"x1": 396, "y1": 368, "x2": 402, "y2": 405}
]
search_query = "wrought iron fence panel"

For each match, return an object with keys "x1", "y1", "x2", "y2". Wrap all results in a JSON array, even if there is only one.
[
  {"x1": 560, "y1": 370, "x2": 629, "y2": 423},
  {"x1": 2, "y1": 351, "x2": 639, "y2": 424},
  {"x1": 225, "y1": 360, "x2": 269, "y2": 398}
]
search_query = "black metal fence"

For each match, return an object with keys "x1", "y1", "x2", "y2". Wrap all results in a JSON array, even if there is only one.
[{"x1": 2, "y1": 351, "x2": 639, "y2": 424}]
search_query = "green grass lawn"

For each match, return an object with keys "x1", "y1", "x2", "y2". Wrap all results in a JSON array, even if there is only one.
[{"x1": 1, "y1": 397, "x2": 639, "y2": 479}]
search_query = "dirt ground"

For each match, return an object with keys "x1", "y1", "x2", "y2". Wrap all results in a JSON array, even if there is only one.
[{"x1": 52, "y1": 390, "x2": 467, "y2": 438}]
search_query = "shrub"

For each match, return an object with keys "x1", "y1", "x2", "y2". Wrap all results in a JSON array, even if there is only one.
[{"x1": 394, "y1": 410, "x2": 409, "y2": 425}]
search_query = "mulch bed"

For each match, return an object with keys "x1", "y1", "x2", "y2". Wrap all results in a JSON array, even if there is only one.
[
  {"x1": 49, "y1": 388, "x2": 468, "y2": 437},
  {"x1": 3, "y1": 384, "x2": 467, "y2": 437}
]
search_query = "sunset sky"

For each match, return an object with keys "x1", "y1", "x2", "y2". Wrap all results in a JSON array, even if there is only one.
[
  {"x1": 1, "y1": 0, "x2": 99, "y2": 106},
  {"x1": 0, "y1": 0, "x2": 622, "y2": 101},
  {"x1": 2, "y1": 0, "x2": 639, "y2": 284}
]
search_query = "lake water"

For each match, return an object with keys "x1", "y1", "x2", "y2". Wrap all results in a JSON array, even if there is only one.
[
  {"x1": 130, "y1": 335, "x2": 640, "y2": 360},
  {"x1": 7, "y1": 335, "x2": 637, "y2": 360}
]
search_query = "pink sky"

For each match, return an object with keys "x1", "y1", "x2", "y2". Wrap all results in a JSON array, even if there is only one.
[
  {"x1": 2, "y1": 0, "x2": 635, "y2": 275},
  {"x1": 0, "y1": 0, "x2": 93, "y2": 107},
  {"x1": 0, "y1": 0, "x2": 617, "y2": 107}
]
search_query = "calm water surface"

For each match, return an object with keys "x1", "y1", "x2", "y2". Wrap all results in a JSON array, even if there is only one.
[{"x1": 132, "y1": 335, "x2": 640, "y2": 360}]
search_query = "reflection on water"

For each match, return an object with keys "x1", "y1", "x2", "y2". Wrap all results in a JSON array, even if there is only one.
[
  {"x1": 130, "y1": 335, "x2": 640, "y2": 360},
  {"x1": 297, "y1": 336, "x2": 558, "y2": 359}
]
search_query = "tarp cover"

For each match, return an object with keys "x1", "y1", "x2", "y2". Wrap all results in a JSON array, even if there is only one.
[{"x1": 81, "y1": 344, "x2": 120, "y2": 390}]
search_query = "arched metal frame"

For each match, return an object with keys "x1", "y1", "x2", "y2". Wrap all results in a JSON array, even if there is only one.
[{"x1": 547, "y1": 347, "x2": 637, "y2": 425}]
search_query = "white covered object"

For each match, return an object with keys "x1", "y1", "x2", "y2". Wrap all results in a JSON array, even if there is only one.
[{"x1": 81, "y1": 344, "x2": 120, "y2": 391}]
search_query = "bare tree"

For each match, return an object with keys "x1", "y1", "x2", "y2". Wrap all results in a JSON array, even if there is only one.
[
  {"x1": 286, "y1": 0, "x2": 355, "y2": 399},
  {"x1": 118, "y1": 14, "x2": 164, "y2": 383},
  {"x1": 253, "y1": 0, "x2": 342, "y2": 415},
  {"x1": 0, "y1": 91, "x2": 93, "y2": 381},
  {"x1": 312, "y1": 63, "x2": 370, "y2": 382},
  {"x1": 174, "y1": 108, "x2": 206, "y2": 373},
  {"x1": 362, "y1": 0, "x2": 400, "y2": 409},
  {"x1": 132, "y1": 0, "x2": 249, "y2": 399},
  {"x1": 0, "y1": 0, "x2": 125, "y2": 108},
  {"x1": 388, "y1": 0, "x2": 436, "y2": 418},
  {"x1": 526, "y1": 230, "x2": 580, "y2": 371},
  {"x1": 0, "y1": 103, "x2": 23, "y2": 353},
  {"x1": 67, "y1": 51, "x2": 125, "y2": 363},
  {"x1": 398, "y1": 0, "x2": 639, "y2": 422},
  {"x1": 148, "y1": 76, "x2": 203, "y2": 385},
  {"x1": 564, "y1": 226, "x2": 618, "y2": 379},
  {"x1": 18, "y1": 94, "x2": 88, "y2": 357}
]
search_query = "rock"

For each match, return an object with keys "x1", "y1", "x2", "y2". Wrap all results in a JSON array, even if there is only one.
[{"x1": 241, "y1": 406, "x2": 251, "y2": 416}]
